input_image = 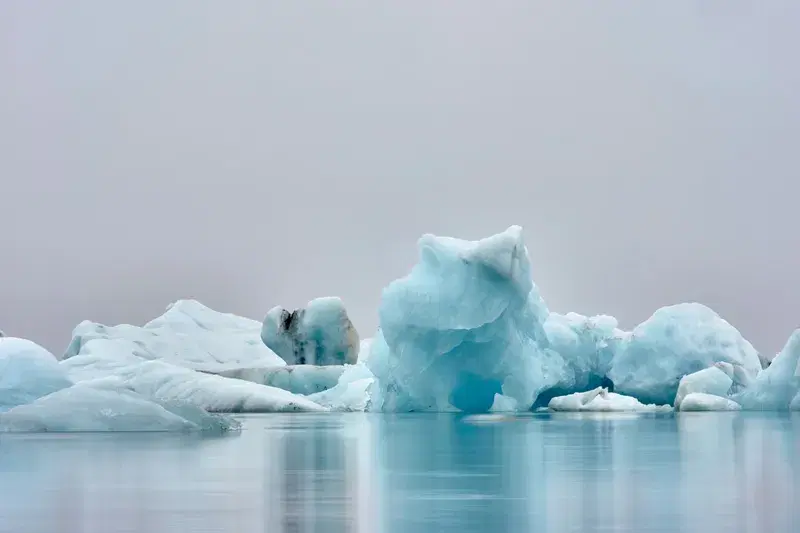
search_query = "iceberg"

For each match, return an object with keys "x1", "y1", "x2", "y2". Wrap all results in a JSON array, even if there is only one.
[
  {"x1": 63, "y1": 299, "x2": 285, "y2": 371},
  {"x1": 0, "y1": 381, "x2": 240, "y2": 433},
  {"x1": 607, "y1": 303, "x2": 762, "y2": 406},
  {"x1": 368, "y1": 227, "x2": 546, "y2": 412},
  {"x1": 261, "y1": 297, "x2": 359, "y2": 366},
  {"x1": 0, "y1": 338, "x2": 73, "y2": 412},
  {"x1": 678, "y1": 393, "x2": 741, "y2": 412},
  {"x1": 61, "y1": 339, "x2": 326, "y2": 413},
  {"x1": 733, "y1": 330, "x2": 800, "y2": 410},
  {"x1": 674, "y1": 364, "x2": 734, "y2": 410},
  {"x1": 548, "y1": 387, "x2": 671, "y2": 412}
]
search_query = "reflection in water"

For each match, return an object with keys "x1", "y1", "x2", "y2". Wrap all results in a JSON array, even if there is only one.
[{"x1": 0, "y1": 413, "x2": 797, "y2": 533}]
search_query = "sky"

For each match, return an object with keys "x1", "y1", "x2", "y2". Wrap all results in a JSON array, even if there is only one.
[{"x1": 1, "y1": 1, "x2": 798, "y2": 356}]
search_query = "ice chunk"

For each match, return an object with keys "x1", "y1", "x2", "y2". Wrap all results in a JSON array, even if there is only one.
[
  {"x1": 678, "y1": 393, "x2": 741, "y2": 412},
  {"x1": 607, "y1": 303, "x2": 762, "y2": 405},
  {"x1": 261, "y1": 297, "x2": 359, "y2": 366},
  {"x1": 63, "y1": 299, "x2": 284, "y2": 370},
  {"x1": 489, "y1": 394, "x2": 519, "y2": 412},
  {"x1": 60, "y1": 340, "x2": 326, "y2": 413},
  {"x1": 0, "y1": 338, "x2": 73, "y2": 411},
  {"x1": 198, "y1": 364, "x2": 345, "y2": 395},
  {"x1": 307, "y1": 364, "x2": 376, "y2": 411},
  {"x1": 369, "y1": 226, "x2": 576, "y2": 413},
  {"x1": 0, "y1": 381, "x2": 239, "y2": 433},
  {"x1": 548, "y1": 387, "x2": 671, "y2": 412},
  {"x1": 733, "y1": 330, "x2": 800, "y2": 410},
  {"x1": 674, "y1": 364, "x2": 734, "y2": 409}
]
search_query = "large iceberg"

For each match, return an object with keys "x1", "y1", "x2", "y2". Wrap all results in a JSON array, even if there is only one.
[
  {"x1": 607, "y1": 303, "x2": 762, "y2": 406},
  {"x1": 368, "y1": 226, "x2": 574, "y2": 412},
  {"x1": 0, "y1": 338, "x2": 73, "y2": 412},
  {"x1": 63, "y1": 299, "x2": 285, "y2": 371},
  {"x1": 261, "y1": 297, "x2": 359, "y2": 366}
]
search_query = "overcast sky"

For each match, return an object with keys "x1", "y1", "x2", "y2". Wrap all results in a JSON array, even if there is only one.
[{"x1": 1, "y1": 1, "x2": 798, "y2": 356}]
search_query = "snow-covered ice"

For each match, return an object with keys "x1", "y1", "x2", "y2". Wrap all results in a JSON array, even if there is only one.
[
  {"x1": 678, "y1": 393, "x2": 742, "y2": 412},
  {"x1": 548, "y1": 387, "x2": 671, "y2": 412},
  {"x1": 64, "y1": 299, "x2": 285, "y2": 371},
  {"x1": 261, "y1": 297, "x2": 359, "y2": 366}
]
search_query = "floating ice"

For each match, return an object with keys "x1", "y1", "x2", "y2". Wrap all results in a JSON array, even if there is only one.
[
  {"x1": 0, "y1": 380, "x2": 240, "y2": 433},
  {"x1": 674, "y1": 364, "x2": 734, "y2": 410},
  {"x1": 63, "y1": 299, "x2": 284, "y2": 371},
  {"x1": 261, "y1": 297, "x2": 359, "y2": 366},
  {"x1": 607, "y1": 303, "x2": 762, "y2": 406},
  {"x1": 201, "y1": 364, "x2": 345, "y2": 395},
  {"x1": 367, "y1": 226, "x2": 667, "y2": 413},
  {"x1": 61, "y1": 339, "x2": 326, "y2": 413},
  {"x1": 733, "y1": 330, "x2": 800, "y2": 410},
  {"x1": 0, "y1": 338, "x2": 73, "y2": 412},
  {"x1": 678, "y1": 393, "x2": 741, "y2": 412},
  {"x1": 548, "y1": 387, "x2": 671, "y2": 412}
]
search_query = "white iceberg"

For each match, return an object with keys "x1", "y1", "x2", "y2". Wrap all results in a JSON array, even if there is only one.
[
  {"x1": 548, "y1": 387, "x2": 672, "y2": 412},
  {"x1": 63, "y1": 299, "x2": 285, "y2": 371},
  {"x1": 674, "y1": 364, "x2": 734, "y2": 410},
  {"x1": 0, "y1": 380, "x2": 240, "y2": 433},
  {"x1": 678, "y1": 393, "x2": 741, "y2": 412},
  {"x1": 261, "y1": 296, "x2": 359, "y2": 366},
  {"x1": 0, "y1": 337, "x2": 73, "y2": 412}
]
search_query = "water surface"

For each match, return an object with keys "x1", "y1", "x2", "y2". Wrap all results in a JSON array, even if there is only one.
[{"x1": 0, "y1": 412, "x2": 797, "y2": 533}]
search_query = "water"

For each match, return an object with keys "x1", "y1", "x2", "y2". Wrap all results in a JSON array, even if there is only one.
[{"x1": 0, "y1": 412, "x2": 797, "y2": 533}]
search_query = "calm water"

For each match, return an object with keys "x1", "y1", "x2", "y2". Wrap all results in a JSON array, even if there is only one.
[{"x1": 0, "y1": 412, "x2": 797, "y2": 533}]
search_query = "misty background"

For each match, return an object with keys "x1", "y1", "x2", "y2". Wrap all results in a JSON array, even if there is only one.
[{"x1": 1, "y1": 2, "x2": 798, "y2": 356}]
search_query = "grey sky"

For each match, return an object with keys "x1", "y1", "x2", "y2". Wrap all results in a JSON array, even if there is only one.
[{"x1": 1, "y1": 2, "x2": 798, "y2": 356}]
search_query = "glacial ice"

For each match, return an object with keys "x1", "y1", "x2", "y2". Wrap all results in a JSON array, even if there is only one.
[
  {"x1": 0, "y1": 338, "x2": 73, "y2": 412},
  {"x1": 733, "y1": 330, "x2": 800, "y2": 410},
  {"x1": 674, "y1": 364, "x2": 734, "y2": 410},
  {"x1": 63, "y1": 299, "x2": 285, "y2": 371},
  {"x1": 678, "y1": 393, "x2": 741, "y2": 412},
  {"x1": 201, "y1": 364, "x2": 345, "y2": 395},
  {"x1": 8, "y1": 225, "x2": 800, "y2": 425},
  {"x1": 61, "y1": 339, "x2": 325, "y2": 413},
  {"x1": 548, "y1": 387, "x2": 671, "y2": 412},
  {"x1": 0, "y1": 380, "x2": 240, "y2": 433},
  {"x1": 368, "y1": 226, "x2": 555, "y2": 412},
  {"x1": 607, "y1": 303, "x2": 762, "y2": 406},
  {"x1": 367, "y1": 226, "x2": 658, "y2": 412},
  {"x1": 261, "y1": 297, "x2": 359, "y2": 366}
]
